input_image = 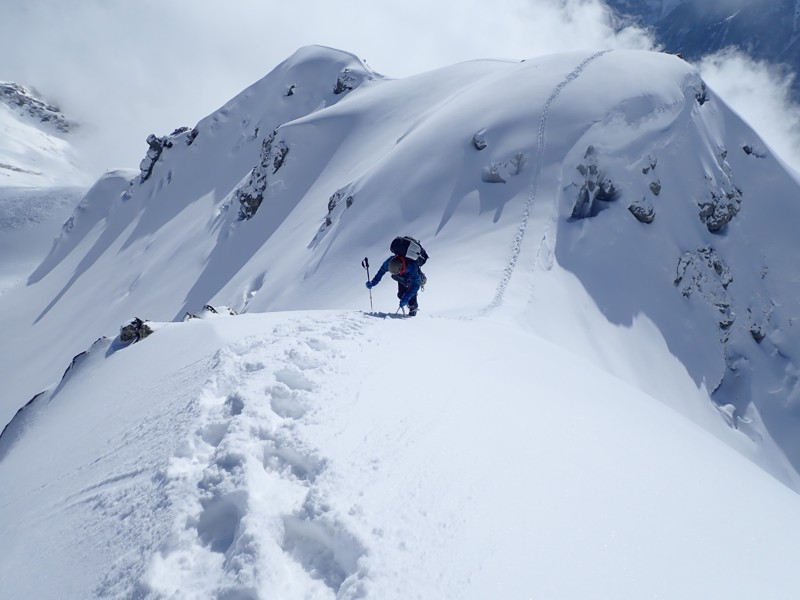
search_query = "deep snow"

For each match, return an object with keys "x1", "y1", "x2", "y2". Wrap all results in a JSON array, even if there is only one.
[
  {"x1": 2, "y1": 311, "x2": 800, "y2": 599},
  {"x1": 2, "y1": 45, "x2": 800, "y2": 598}
]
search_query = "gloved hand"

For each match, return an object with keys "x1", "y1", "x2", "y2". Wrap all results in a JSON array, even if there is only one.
[
  {"x1": 365, "y1": 281, "x2": 373, "y2": 289},
  {"x1": 399, "y1": 298, "x2": 408, "y2": 308}
]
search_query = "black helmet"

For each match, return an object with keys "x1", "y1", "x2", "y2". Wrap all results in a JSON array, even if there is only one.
[{"x1": 388, "y1": 256, "x2": 406, "y2": 275}]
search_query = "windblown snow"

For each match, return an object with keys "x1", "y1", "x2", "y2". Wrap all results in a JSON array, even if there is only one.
[{"x1": 2, "y1": 45, "x2": 800, "y2": 599}]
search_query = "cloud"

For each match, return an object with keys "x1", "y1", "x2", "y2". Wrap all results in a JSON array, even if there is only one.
[
  {"x1": 2, "y1": 0, "x2": 799, "y2": 179},
  {"x1": 698, "y1": 50, "x2": 800, "y2": 174}
]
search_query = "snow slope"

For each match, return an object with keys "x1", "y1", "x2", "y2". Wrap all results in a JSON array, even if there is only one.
[
  {"x1": 1, "y1": 46, "x2": 799, "y2": 475},
  {"x1": 0, "y1": 83, "x2": 89, "y2": 294},
  {"x1": 2, "y1": 45, "x2": 800, "y2": 597},
  {"x1": 0, "y1": 187, "x2": 85, "y2": 295},
  {"x1": 2, "y1": 310, "x2": 800, "y2": 599},
  {"x1": 0, "y1": 84, "x2": 89, "y2": 187}
]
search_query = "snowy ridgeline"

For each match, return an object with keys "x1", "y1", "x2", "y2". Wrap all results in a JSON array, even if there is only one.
[
  {"x1": 2, "y1": 310, "x2": 800, "y2": 599},
  {"x1": 2, "y1": 44, "x2": 800, "y2": 597}
]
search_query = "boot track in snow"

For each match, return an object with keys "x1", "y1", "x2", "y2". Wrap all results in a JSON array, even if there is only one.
[
  {"x1": 143, "y1": 314, "x2": 370, "y2": 598},
  {"x1": 481, "y1": 50, "x2": 611, "y2": 316}
]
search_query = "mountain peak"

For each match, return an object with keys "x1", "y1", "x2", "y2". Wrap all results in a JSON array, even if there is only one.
[{"x1": 0, "y1": 81, "x2": 75, "y2": 135}]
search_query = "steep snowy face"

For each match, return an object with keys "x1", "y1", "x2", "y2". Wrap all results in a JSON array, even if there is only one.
[
  {"x1": 0, "y1": 82, "x2": 88, "y2": 187},
  {"x1": 539, "y1": 49, "x2": 800, "y2": 475},
  {"x1": 3, "y1": 46, "x2": 800, "y2": 476},
  {"x1": 0, "y1": 186, "x2": 85, "y2": 295}
]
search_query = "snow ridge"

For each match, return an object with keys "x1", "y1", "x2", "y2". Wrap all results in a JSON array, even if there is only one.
[
  {"x1": 144, "y1": 315, "x2": 369, "y2": 599},
  {"x1": 482, "y1": 51, "x2": 610, "y2": 316}
]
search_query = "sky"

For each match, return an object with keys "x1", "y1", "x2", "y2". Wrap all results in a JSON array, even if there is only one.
[{"x1": 3, "y1": 0, "x2": 798, "y2": 177}]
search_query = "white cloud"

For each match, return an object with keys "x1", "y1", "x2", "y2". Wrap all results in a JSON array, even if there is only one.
[
  {"x1": 3, "y1": 0, "x2": 799, "y2": 177},
  {"x1": 698, "y1": 50, "x2": 800, "y2": 174}
]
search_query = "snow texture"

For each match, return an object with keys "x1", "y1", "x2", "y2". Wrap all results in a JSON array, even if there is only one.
[{"x1": 2, "y1": 45, "x2": 800, "y2": 598}]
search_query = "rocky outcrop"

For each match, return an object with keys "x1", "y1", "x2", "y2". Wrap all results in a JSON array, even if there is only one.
[
  {"x1": 333, "y1": 69, "x2": 359, "y2": 95},
  {"x1": 482, "y1": 152, "x2": 526, "y2": 183},
  {"x1": 742, "y1": 144, "x2": 767, "y2": 158},
  {"x1": 471, "y1": 132, "x2": 488, "y2": 150},
  {"x1": 139, "y1": 135, "x2": 172, "y2": 183},
  {"x1": 0, "y1": 82, "x2": 74, "y2": 133},
  {"x1": 698, "y1": 187, "x2": 742, "y2": 232},
  {"x1": 183, "y1": 305, "x2": 238, "y2": 320},
  {"x1": 138, "y1": 126, "x2": 199, "y2": 184},
  {"x1": 674, "y1": 246, "x2": 734, "y2": 333},
  {"x1": 570, "y1": 145, "x2": 618, "y2": 219},
  {"x1": 324, "y1": 189, "x2": 354, "y2": 227},
  {"x1": 119, "y1": 318, "x2": 153, "y2": 343},
  {"x1": 628, "y1": 197, "x2": 655, "y2": 223},
  {"x1": 693, "y1": 81, "x2": 708, "y2": 105},
  {"x1": 696, "y1": 150, "x2": 742, "y2": 233},
  {"x1": 235, "y1": 130, "x2": 290, "y2": 220}
]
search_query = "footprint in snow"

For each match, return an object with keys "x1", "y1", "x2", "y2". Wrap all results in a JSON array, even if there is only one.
[{"x1": 267, "y1": 383, "x2": 307, "y2": 420}]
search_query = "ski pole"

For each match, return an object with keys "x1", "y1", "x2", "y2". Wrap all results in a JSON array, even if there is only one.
[{"x1": 362, "y1": 257, "x2": 373, "y2": 311}]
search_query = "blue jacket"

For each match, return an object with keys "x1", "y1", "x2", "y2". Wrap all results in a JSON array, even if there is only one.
[{"x1": 371, "y1": 256, "x2": 421, "y2": 305}]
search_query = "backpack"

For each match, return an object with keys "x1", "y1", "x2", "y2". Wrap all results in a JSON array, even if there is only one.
[{"x1": 390, "y1": 235, "x2": 429, "y2": 267}]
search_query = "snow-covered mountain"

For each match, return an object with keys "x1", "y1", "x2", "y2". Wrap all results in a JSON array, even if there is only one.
[
  {"x1": 0, "y1": 81, "x2": 89, "y2": 187},
  {"x1": 2, "y1": 45, "x2": 800, "y2": 598}
]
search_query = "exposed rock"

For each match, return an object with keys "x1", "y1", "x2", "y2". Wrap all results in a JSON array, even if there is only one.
[
  {"x1": 235, "y1": 130, "x2": 290, "y2": 220},
  {"x1": 674, "y1": 246, "x2": 734, "y2": 333},
  {"x1": 183, "y1": 305, "x2": 238, "y2": 320},
  {"x1": 174, "y1": 126, "x2": 200, "y2": 145},
  {"x1": 0, "y1": 82, "x2": 74, "y2": 133},
  {"x1": 139, "y1": 134, "x2": 173, "y2": 183},
  {"x1": 697, "y1": 152, "x2": 742, "y2": 233},
  {"x1": 698, "y1": 187, "x2": 742, "y2": 232},
  {"x1": 471, "y1": 133, "x2": 487, "y2": 150},
  {"x1": 482, "y1": 164, "x2": 507, "y2": 183},
  {"x1": 326, "y1": 191, "x2": 354, "y2": 225},
  {"x1": 649, "y1": 180, "x2": 661, "y2": 196},
  {"x1": 138, "y1": 126, "x2": 198, "y2": 183},
  {"x1": 746, "y1": 297, "x2": 773, "y2": 344},
  {"x1": 570, "y1": 146, "x2": 618, "y2": 219},
  {"x1": 742, "y1": 144, "x2": 766, "y2": 158},
  {"x1": 628, "y1": 197, "x2": 655, "y2": 223},
  {"x1": 334, "y1": 69, "x2": 357, "y2": 95},
  {"x1": 119, "y1": 318, "x2": 153, "y2": 343},
  {"x1": 641, "y1": 155, "x2": 657, "y2": 174},
  {"x1": 481, "y1": 152, "x2": 526, "y2": 183},
  {"x1": 749, "y1": 321, "x2": 766, "y2": 343},
  {"x1": 694, "y1": 81, "x2": 708, "y2": 105}
]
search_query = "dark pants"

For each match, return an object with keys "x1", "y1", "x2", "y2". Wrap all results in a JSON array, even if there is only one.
[{"x1": 396, "y1": 282, "x2": 418, "y2": 311}]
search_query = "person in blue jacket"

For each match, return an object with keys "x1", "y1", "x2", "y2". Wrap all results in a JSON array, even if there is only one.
[{"x1": 366, "y1": 255, "x2": 421, "y2": 316}]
